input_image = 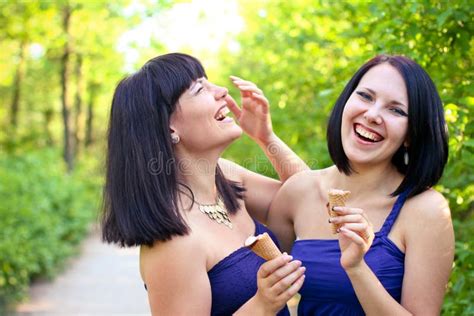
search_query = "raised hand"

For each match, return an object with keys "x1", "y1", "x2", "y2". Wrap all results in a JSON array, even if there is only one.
[
  {"x1": 225, "y1": 76, "x2": 273, "y2": 144},
  {"x1": 254, "y1": 254, "x2": 306, "y2": 314},
  {"x1": 329, "y1": 206, "x2": 375, "y2": 271}
]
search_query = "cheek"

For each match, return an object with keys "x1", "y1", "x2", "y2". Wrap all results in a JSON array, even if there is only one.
[{"x1": 341, "y1": 103, "x2": 357, "y2": 131}]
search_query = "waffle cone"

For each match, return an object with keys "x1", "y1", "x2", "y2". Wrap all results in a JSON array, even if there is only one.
[
  {"x1": 328, "y1": 189, "x2": 351, "y2": 234},
  {"x1": 245, "y1": 232, "x2": 281, "y2": 261}
]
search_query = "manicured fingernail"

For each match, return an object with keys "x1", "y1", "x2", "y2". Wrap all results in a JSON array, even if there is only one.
[
  {"x1": 328, "y1": 218, "x2": 332, "y2": 223},
  {"x1": 336, "y1": 228, "x2": 341, "y2": 233}
]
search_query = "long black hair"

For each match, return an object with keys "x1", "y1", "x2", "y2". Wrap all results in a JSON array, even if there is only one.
[
  {"x1": 327, "y1": 55, "x2": 448, "y2": 198},
  {"x1": 102, "y1": 53, "x2": 244, "y2": 247}
]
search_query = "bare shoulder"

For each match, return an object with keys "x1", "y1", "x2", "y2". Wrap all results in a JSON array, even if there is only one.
[
  {"x1": 404, "y1": 188, "x2": 451, "y2": 223},
  {"x1": 278, "y1": 167, "x2": 332, "y2": 197},
  {"x1": 270, "y1": 168, "x2": 332, "y2": 215},
  {"x1": 140, "y1": 232, "x2": 206, "y2": 282},
  {"x1": 218, "y1": 158, "x2": 244, "y2": 182},
  {"x1": 140, "y1": 233, "x2": 212, "y2": 313},
  {"x1": 401, "y1": 188, "x2": 453, "y2": 243}
]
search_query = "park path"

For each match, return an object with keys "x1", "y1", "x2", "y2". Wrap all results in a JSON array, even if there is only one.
[{"x1": 13, "y1": 226, "x2": 150, "y2": 316}]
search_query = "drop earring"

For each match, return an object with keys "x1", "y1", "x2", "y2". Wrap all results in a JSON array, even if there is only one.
[
  {"x1": 404, "y1": 147, "x2": 409, "y2": 165},
  {"x1": 171, "y1": 134, "x2": 180, "y2": 144}
]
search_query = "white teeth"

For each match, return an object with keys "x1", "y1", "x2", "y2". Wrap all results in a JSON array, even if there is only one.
[
  {"x1": 215, "y1": 106, "x2": 229, "y2": 120},
  {"x1": 355, "y1": 125, "x2": 380, "y2": 141}
]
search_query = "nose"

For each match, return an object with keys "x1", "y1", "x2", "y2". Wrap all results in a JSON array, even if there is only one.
[
  {"x1": 363, "y1": 105, "x2": 383, "y2": 125},
  {"x1": 214, "y1": 85, "x2": 228, "y2": 100}
]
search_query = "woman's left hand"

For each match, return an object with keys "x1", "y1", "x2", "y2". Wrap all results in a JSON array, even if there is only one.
[
  {"x1": 329, "y1": 206, "x2": 375, "y2": 271},
  {"x1": 225, "y1": 76, "x2": 273, "y2": 144}
]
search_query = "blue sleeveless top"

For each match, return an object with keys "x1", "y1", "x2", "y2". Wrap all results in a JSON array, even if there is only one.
[
  {"x1": 208, "y1": 220, "x2": 290, "y2": 316},
  {"x1": 291, "y1": 191, "x2": 409, "y2": 315}
]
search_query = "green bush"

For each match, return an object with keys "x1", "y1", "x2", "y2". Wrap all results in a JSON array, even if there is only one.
[
  {"x1": 0, "y1": 149, "x2": 101, "y2": 310},
  {"x1": 442, "y1": 219, "x2": 474, "y2": 315}
]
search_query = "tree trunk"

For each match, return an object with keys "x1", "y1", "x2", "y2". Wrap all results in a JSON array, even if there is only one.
[
  {"x1": 9, "y1": 39, "x2": 27, "y2": 132},
  {"x1": 61, "y1": 5, "x2": 74, "y2": 172},
  {"x1": 73, "y1": 54, "x2": 83, "y2": 156},
  {"x1": 85, "y1": 82, "x2": 98, "y2": 148},
  {"x1": 44, "y1": 108, "x2": 54, "y2": 146}
]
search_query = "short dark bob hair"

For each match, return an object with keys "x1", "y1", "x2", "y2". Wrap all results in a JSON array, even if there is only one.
[
  {"x1": 327, "y1": 55, "x2": 448, "y2": 198},
  {"x1": 102, "y1": 53, "x2": 244, "y2": 247}
]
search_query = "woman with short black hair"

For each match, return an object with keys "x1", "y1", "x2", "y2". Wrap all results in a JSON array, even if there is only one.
[
  {"x1": 102, "y1": 53, "x2": 308, "y2": 315},
  {"x1": 268, "y1": 55, "x2": 454, "y2": 315}
]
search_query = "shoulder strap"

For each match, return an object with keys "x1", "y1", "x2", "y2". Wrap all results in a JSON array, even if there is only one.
[{"x1": 379, "y1": 190, "x2": 409, "y2": 236}]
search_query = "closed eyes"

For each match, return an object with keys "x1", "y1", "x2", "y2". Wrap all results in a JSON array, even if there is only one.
[
  {"x1": 356, "y1": 91, "x2": 373, "y2": 102},
  {"x1": 390, "y1": 107, "x2": 408, "y2": 117}
]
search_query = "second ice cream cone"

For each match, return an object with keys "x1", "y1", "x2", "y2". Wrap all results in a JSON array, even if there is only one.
[
  {"x1": 328, "y1": 189, "x2": 351, "y2": 234},
  {"x1": 245, "y1": 232, "x2": 281, "y2": 261}
]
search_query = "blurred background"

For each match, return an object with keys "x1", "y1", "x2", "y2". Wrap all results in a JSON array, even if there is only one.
[{"x1": 0, "y1": 0, "x2": 472, "y2": 314}]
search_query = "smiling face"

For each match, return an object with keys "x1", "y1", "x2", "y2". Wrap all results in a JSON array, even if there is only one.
[
  {"x1": 340, "y1": 63, "x2": 409, "y2": 168},
  {"x1": 170, "y1": 77, "x2": 242, "y2": 153}
]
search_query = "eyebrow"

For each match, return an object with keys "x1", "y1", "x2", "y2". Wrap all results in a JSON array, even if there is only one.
[{"x1": 361, "y1": 87, "x2": 407, "y2": 108}]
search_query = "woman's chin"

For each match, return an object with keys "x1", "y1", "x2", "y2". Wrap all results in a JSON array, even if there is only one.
[{"x1": 223, "y1": 129, "x2": 243, "y2": 147}]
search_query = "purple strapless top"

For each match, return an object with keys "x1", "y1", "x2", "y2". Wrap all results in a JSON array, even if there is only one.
[
  {"x1": 292, "y1": 191, "x2": 409, "y2": 315},
  {"x1": 208, "y1": 219, "x2": 290, "y2": 316}
]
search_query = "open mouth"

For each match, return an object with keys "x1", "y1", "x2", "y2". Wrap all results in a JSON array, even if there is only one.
[
  {"x1": 214, "y1": 104, "x2": 230, "y2": 121},
  {"x1": 354, "y1": 123, "x2": 383, "y2": 143}
]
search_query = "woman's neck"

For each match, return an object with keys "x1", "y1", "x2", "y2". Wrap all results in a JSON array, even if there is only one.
[
  {"x1": 335, "y1": 162, "x2": 404, "y2": 198},
  {"x1": 175, "y1": 150, "x2": 220, "y2": 204}
]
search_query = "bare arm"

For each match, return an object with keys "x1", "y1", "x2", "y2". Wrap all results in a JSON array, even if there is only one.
[
  {"x1": 222, "y1": 78, "x2": 308, "y2": 222},
  {"x1": 140, "y1": 236, "x2": 211, "y2": 315},
  {"x1": 337, "y1": 190, "x2": 454, "y2": 315},
  {"x1": 399, "y1": 191, "x2": 454, "y2": 315},
  {"x1": 266, "y1": 171, "x2": 314, "y2": 252},
  {"x1": 256, "y1": 132, "x2": 309, "y2": 182}
]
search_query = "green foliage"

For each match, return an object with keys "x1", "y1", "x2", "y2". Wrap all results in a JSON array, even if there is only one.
[
  {"x1": 0, "y1": 0, "x2": 472, "y2": 312},
  {"x1": 443, "y1": 219, "x2": 474, "y2": 315},
  {"x1": 0, "y1": 150, "x2": 101, "y2": 310}
]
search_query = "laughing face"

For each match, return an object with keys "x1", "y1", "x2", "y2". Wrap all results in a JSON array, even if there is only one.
[
  {"x1": 170, "y1": 77, "x2": 242, "y2": 153},
  {"x1": 341, "y1": 63, "x2": 409, "y2": 168}
]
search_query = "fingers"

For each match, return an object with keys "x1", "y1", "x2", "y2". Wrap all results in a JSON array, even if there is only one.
[
  {"x1": 277, "y1": 274, "x2": 305, "y2": 301},
  {"x1": 224, "y1": 94, "x2": 241, "y2": 118},
  {"x1": 229, "y1": 75, "x2": 264, "y2": 95},
  {"x1": 249, "y1": 93, "x2": 269, "y2": 114},
  {"x1": 266, "y1": 259, "x2": 302, "y2": 287},
  {"x1": 339, "y1": 222, "x2": 368, "y2": 233},
  {"x1": 331, "y1": 206, "x2": 364, "y2": 215},
  {"x1": 258, "y1": 254, "x2": 293, "y2": 278},
  {"x1": 255, "y1": 256, "x2": 306, "y2": 313},
  {"x1": 329, "y1": 213, "x2": 365, "y2": 224},
  {"x1": 331, "y1": 206, "x2": 373, "y2": 241},
  {"x1": 271, "y1": 265, "x2": 306, "y2": 294},
  {"x1": 339, "y1": 226, "x2": 366, "y2": 246}
]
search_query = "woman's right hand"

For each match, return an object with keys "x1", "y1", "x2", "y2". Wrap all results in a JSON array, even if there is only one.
[
  {"x1": 254, "y1": 254, "x2": 306, "y2": 314},
  {"x1": 226, "y1": 76, "x2": 274, "y2": 145}
]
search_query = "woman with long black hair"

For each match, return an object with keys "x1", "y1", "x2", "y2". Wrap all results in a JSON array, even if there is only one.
[{"x1": 102, "y1": 53, "x2": 308, "y2": 315}]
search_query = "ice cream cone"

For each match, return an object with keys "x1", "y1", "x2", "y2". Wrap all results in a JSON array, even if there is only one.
[
  {"x1": 245, "y1": 232, "x2": 281, "y2": 261},
  {"x1": 328, "y1": 189, "x2": 351, "y2": 234}
]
